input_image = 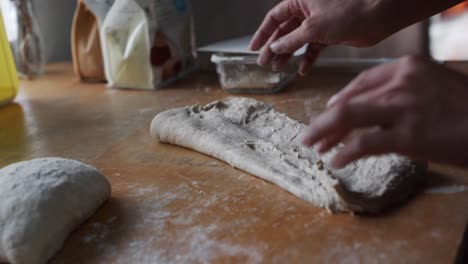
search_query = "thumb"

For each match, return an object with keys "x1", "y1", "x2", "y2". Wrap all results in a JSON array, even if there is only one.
[{"x1": 270, "y1": 18, "x2": 321, "y2": 54}]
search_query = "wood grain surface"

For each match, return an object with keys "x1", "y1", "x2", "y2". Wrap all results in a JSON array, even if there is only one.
[{"x1": 0, "y1": 63, "x2": 467, "y2": 263}]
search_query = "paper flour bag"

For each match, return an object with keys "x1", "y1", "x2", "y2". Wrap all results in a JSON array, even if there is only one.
[
  {"x1": 101, "y1": 0, "x2": 196, "y2": 89},
  {"x1": 71, "y1": 0, "x2": 114, "y2": 82}
]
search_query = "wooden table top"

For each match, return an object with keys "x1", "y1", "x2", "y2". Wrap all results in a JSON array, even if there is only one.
[{"x1": 1, "y1": 63, "x2": 467, "y2": 263}]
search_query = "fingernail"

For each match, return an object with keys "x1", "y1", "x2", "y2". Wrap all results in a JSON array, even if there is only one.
[
  {"x1": 272, "y1": 61, "x2": 280, "y2": 72},
  {"x1": 299, "y1": 64, "x2": 312, "y2": 76},
  {"x1": 330, "y1": 157, "x2": 345, "y2": 170},
  {"x1": 301, "y1": 134, "x2": 311, "y2": 146},
  {"x1": 298, "y1": 69, "x2": 305, "y2": 76},
  {"x1": 309, "y1": 113, "x2": 318, "y2": 121},
  {"x1": 257, "y1": 57, "x2": 265, "y2": 66},
  {"x1": 299, "y1": 69, "x2": 307, "y2": 76},
  {"x1": 250, "y1": 43, "x2": 260, "y2": 51},
  {"x1": 257, "y1": 55, "x2": 268, "y2": 67},
  {"x1": 313, "y1": 144, "x2": 321, "y2": 153},
  {"x1": 316, "y1": 142, "x2": 327, "y2": 154},
  {"x1": 250, "y1": 32, "x2": 259, "y2": 51},
  {"x1": 326, "y1": 95, "x2": 338, "y2": 108},
  {"x1": 270, "y1": 39, "x2": 282, "y2": 53}
]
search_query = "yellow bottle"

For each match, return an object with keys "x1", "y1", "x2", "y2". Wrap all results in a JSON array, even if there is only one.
[{"x1": 0, "y1": 8, "x2": 18, "y2": 106}]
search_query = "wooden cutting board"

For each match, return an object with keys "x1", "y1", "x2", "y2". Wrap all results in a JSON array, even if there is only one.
[{"x1": 0, "y1": 63, "x2": 467, "y2": 263}]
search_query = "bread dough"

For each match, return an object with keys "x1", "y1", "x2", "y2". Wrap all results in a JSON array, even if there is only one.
[
  {"x1": 0, "y1": 158, "x2": 111, "y2": 264},
  {"x1": 151, "y1": 97, "x2": 426, "y2": 213}
]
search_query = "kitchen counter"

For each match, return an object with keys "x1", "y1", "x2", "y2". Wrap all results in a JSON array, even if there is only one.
[{"x1": 0, "y1": 63, "x2": 467, "y2": 263}]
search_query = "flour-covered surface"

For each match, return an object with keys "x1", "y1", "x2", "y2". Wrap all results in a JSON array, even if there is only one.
[
  {"x1": 3, "y1": 64, "x2": 468, "y2": 263},
  {"x1": 85, "y1": 182, "x2": 263, "y2": 263},
  {"x1": 51, "y1": 129, "x2": 468, "y2": 263}
]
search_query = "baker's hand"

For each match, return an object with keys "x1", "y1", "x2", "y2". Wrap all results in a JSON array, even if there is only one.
[
  {"x1": 250, "y1": 0, "x2": 463, "y2": 75},
  {"x1": 301, "y1": 56, "x2": 468, "y2": 168}
]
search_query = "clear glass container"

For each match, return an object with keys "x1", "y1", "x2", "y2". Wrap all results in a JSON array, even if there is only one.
[
  {"x1": 1, "y1": 0, "x2": 45, "y2": 79},
  {"x1": 211, "y1": 53, "x2": 296, "y2": 94}
]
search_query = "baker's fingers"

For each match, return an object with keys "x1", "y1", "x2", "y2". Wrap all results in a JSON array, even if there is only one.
[
  {"x1": 258, "y1": 17, "x2": 301, "y2": 66},
  {"x1": 327, "y1": 60, "x2": 399, "y2": 108},
  {"x1": 301, "y1": 103, "x2": 395, "y2": 147},
  {"x1": 299, "y1": 44, "x2": 326, "y2": 76},
  {"x1": 250, "y1": 0, "x2": 294, "y2": 51},
  {"x1": 315, "y1": 131, "x2": 348, "y2": 154},
  {"x1": 330, "y1": 131, "x2": 396, "y2": 169},
  {"x1": 269, "y1": 20, "x2": 312, "y2": 55},
  {"x1": 270, "y1": 16, "x2": 326, "y2": 55}
]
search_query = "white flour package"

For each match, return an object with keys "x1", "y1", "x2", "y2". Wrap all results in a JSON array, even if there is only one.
[{"x1": 101, "y1": 0, "x2": 196, "y2": 89}]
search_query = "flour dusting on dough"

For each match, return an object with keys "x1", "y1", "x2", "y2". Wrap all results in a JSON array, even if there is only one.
[
  {"x1": 150, "y1": 97, "x2": 426, "y2": 213},
  {"x1": 0, "y1": 158, "x2": 110, "y2": 264}
]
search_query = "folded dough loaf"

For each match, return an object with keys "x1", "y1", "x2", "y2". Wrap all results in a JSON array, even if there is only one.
[
  {"x1": 150, "y1": 97, "x2": 426, "y2": 213},
  {"x1": 0, "y1": 158, "x2": 111, "y2": 264}
]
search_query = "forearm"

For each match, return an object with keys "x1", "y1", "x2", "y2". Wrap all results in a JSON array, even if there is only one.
[{"x1": 373, "y1": 0, "x2": 465, "y2": 35}]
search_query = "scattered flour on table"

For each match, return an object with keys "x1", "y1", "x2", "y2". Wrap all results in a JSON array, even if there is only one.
[
  {"x1": 425, "y1": 185, "x2": 468, "y2": 194},
  {"x1": 195, "y1": 84, "x2": 213, "y2": 94},
  {"x1": 312, "y1": 224, "x2": 436, "y2": 264},
  {"x1": 81, "y1": 182, "x2": 263, "y2": 263},
  {"x1": 318, "y1": 238, "x2": 411, "y2": 264},
  {"x1": 105, "y1": 89, "x2": 118, "y2": 94},
  {"x1": 138, "y1": 108, "x2": 155, "y2": 114}
]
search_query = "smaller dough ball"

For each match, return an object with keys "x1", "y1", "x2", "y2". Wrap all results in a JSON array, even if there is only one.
[{"x1": 0, "y1": 158, "x2": 111, "y2": 264}]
